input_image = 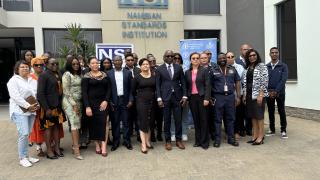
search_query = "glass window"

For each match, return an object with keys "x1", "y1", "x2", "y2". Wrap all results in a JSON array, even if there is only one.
[
  {"x1": 42, "y1": 0, "x2": 100, "y2": 13},
  {"x1": 277, "y1": 0, "x2": 297, "y2": 80},
  {"x1": 184, "y1": 30, "x2": 220, "y2": 52},
  {"x1": 3, "y1": 0, "x2": 33, "y2": 11},
  {"x1": 43, "y1": 29, "x2": 102, "y2": 58},
  {"x1": 184, "y1": 0, "x2": 220, "y2": 15}
]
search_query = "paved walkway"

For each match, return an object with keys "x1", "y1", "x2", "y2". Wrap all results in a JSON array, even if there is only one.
[{"x1": 0, "y1": 105, "x2": 320, "y2": 180}]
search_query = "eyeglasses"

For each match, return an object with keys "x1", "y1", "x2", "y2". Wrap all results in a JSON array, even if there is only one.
[
  {"x1": 206, "y1": 53, "x2": 212, "y2": 55},
  {"x1": 126, "y1": 59, "x2": 134, "y2": 61},
  {"x1": 249, "y1": 54, "x2": 257, "y2": 58},
  {"x1": 226, "y1": 56, "x2": 235, "y2": 59},
  {"x1": 19, "y1": 66, "x2": 29, "y2": 69},
  {"x1": 50, "y1": 62, "x2": 59, "y2": 66},
  {"x1": 33, "y1": 64, "x2": 44, "y2": 67},
  {"x1": 174, "y1": 57, "x2": 181, "y2": 60},
  {"x1": 166, "y1": 55, "x2": 174, "y2": 58}
]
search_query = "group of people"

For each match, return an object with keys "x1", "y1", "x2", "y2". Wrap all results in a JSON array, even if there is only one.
[{"x1": 7, "y1": 43, "x2": 289, "y2": 167}]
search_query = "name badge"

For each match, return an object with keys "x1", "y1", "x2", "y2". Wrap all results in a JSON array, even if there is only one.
[{"x1": 228, "y1": 69, "x2": 234, "y2": 74}]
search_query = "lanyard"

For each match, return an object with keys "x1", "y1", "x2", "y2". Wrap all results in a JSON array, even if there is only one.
[{"x1": 219, "y1": 66, "x2": 227, "y2": 86}]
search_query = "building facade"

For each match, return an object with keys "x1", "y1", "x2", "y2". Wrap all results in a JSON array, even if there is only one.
[{"x1": 2, "y1": 0, "x2": 317, "y2": 120}]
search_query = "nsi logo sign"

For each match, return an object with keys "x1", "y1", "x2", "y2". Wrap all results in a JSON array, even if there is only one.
[
  {"x1": 96, "y1": 44, "x2": 134, "y2": 61},
  {"x1": 118, "y1": 0, "x2": 168, "y2": 9}
]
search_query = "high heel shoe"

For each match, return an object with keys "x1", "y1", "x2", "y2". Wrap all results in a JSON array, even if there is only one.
[
  {"x1": 141, "y1": 146, "x2": 148, "y2": 154},
  {"x1": 72, "y1": 145, "x2": 84, "y2": 160},
  {"x1": 46, "y1": 153, "x2": 58, "y2": 160},
  {"x1": 95, "y1": 150, "x2": 102, "y2": 154},
  {"x1": 247, "y1": 138, "x2": 257, "y2": 144},
  {"x1": 146, "y1": 145, "x2": 154, "y2": 149},
  {"x1": 54, "y1": 150, "x2": 64, "y2": 157},
  {"x1": 252, "y1": 137, "x2": 264, "y2": 145}
]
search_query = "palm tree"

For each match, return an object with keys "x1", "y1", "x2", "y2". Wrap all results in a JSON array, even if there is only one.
[{"x1": 64, "y1": 23, "x2": 84, "y2": 55}]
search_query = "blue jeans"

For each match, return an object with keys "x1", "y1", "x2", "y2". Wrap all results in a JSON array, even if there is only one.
[
  {"x1": 171, "y1": 104, "x2": 189, "y2": 136},
  {"x1": 12, "y1": 113, "x2": 35, "y2": 159}
]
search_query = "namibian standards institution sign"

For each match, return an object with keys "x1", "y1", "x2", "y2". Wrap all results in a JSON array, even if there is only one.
[{"x1": 118, "y1": 0, "x2": 168, "y2": 9}]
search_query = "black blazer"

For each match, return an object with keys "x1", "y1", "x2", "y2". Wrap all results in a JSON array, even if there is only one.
[
  {"x1": 125, "y1": 66, "x2": 141, "y2": 77},
  {"x1": 185, "y1": 67, "x2": 211, "y2": 100},
  {"x1": 107, "y1": 68, "x2": 133, "y2": 106},
  {"x1": 37, "y1": 70, "x2": 62, "y2": 110},
  {"x1": 156, "y1": 63, "x2": 186, "y2": 101}
]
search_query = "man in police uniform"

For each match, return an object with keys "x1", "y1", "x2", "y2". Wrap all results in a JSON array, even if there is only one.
[{"x1": 210, "y1": 53, "x2": 241, "y2": 147}]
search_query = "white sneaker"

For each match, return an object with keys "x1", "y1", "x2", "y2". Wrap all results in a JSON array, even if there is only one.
[
  {"x1": 28, "y1": 157, "x2": 40, "y2": 163},
  {"x1": 19, "y1": 158, "x2": 32, "y2": 167},
  {"x1": 281, "y1": 132, "x2": 288, "y2": 139},
  {"x1": 182, "y1": 134, "x2": 188, "y2": 141},
  {"x1": 171, "y1": 135, "x2": 176, "y2": 142}
]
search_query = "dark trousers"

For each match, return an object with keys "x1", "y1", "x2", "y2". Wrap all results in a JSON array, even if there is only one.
[
  {"x1": 128, "y1": 103, "x2": 139, "y2": 136},
  {"x1": 208, "y1": 105, "x2": 216, "y2": 140},
  {"x1": 163, "y1": 93, "x2": 182, "y2": 142},
  {"x1": 189, "y1": 94, "x2": 209, "y2": 147},
  {"x1": 214, "y1": 94, "x2": 235, "y2": 143},
  {"x1": 110, "y1": 96, "x2": 130, "y2": 145},
  {"x1": 152, "y1": 103, "x2": 163, "y2": 136},
  {"x1": 266, "y1": 94, "x2": 287, "y2": 132},
  {"x1": 235, "y1": 96, "x2": 246, "y2": 134}
]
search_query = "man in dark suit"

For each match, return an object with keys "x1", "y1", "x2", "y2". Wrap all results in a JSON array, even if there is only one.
[
  {"x1": 107, "y1": 55, "x2": 133, "y2": 151},
  {"x1": 156, "y1": 50, "x2": 187, "y2": 151},
  {"x1": 124, "y1": 53, "x2": 141, "y2": 142},
  {"x1": 235, "y1": 43, "x2": 252, "y2": 136}
]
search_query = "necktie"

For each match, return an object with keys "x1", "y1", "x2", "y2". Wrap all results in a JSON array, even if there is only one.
[{"x1": 167, "y1": 64, "x2": 173, "y2": 79}]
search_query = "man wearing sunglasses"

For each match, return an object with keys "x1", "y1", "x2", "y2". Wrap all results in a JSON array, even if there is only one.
[
  {"x1": 226, "y1": 52, "x2": 246, "y2": 140},
  {"x1": 125, "y1": 53, "x2": 141, "y2": 143},
  {"x1": 156, "y1": 50, "x2": 187, "y2": 151}
]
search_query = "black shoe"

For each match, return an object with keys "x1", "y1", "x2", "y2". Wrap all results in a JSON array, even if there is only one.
[
  {"x1": 146, "y1": 145, "x2": 154, "y2": 149},
  {"x1": 29, "y1": 142, "x2": 33, "y2": 147},
  {"x1": 54, "y1": 151, "x2": 64, "y2": 157},
  {"x1": 213, "y1": 142, "x2": 220, "y2": 148},
  {"x1": 111, "y1": 144, "x2": 119, "y2": 151},
  {"x1": 123, "y1": 142, "x2": 133, "y2": 150},
  {"x1": 46, "y1": 154, "x2": 58, "y2": 159},
  {"x1": 157, "y1": 134, "x2": 163, "y2": 142},
  {"x1": 246, "y1": 138, "x2": 257, "y2": 144},
  {"x1": 252, "y1": 140, "x2": 264, "y2": 145},
  {"x1": 193, "y1": 143, "x2": 200, "y2": 147},
  {"x1": 252, "y1": 137, "x2": 264, "y2": 145},
  {"x1": 201, "y1": 145, "x2": 209, "y2": 150},
  {"x1": 137, "y1": 136, "x2": 141, "y2": 143},
  {"x1": 228, "y1": 141, "x2": 239, "y2": 147}
]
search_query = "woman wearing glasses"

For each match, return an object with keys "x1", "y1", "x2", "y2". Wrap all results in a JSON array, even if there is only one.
[
  {"x1": 37, "y1": 58, "x2": 66, "y2": 159},
  {"x1": 62, "y1": 57, "x2": 84, "y2": 160},
  {"x1": 7, "y1": 60, "x2": 40, "y2": 167},
  {"x1": 243, "y1": 49, "x2": 268, "y2": 145},
  {"x1": 29, "y1": 57, "x2": 46, "y2": 157}
]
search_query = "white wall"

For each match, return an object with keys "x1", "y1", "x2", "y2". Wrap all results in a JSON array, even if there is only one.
[
  {"x1": 264, "y1": 0, "x2": 320, "y2": 110},
  {"x1": 4, "y1": 0, "x2": 101, "y2": 55},
  {"x1": 0, "y1": 6, "x2": 7, "y2": 27},
  {"x1": 183, "y1": 0, "x2": 227, "y2": 52}
]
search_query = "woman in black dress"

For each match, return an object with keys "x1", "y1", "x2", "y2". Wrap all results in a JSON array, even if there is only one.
[
  {"x1": 131, "y1": 58, "x2": 156, "y2": 154},
  {"x1": 81, "y1": 57, "x2": 111, "y2": 157}
]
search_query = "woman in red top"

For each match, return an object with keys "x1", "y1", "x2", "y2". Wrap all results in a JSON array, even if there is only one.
[{"x1": 29, "y1": 57, "x2": 46, "y2": 156}]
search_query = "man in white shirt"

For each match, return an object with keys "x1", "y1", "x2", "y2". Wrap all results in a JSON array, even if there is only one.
[{"x1": 107, "y1": 56, "x2": 133, "y2": 151}]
